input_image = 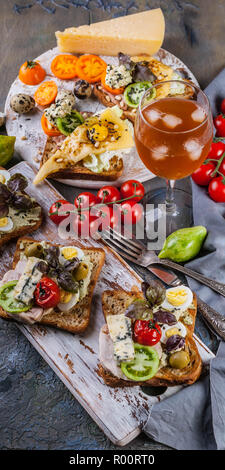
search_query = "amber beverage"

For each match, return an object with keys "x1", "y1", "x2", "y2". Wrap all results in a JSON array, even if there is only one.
[
  {"x1": 135, "y1": 96, "x2": 213, "y2": 180},
  {"x1": 134, "y1": 81, "x2": 213, "y2": 232}
]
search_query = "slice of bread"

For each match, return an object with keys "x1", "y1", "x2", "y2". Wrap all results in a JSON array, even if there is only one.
[
  {"x1": 98, "y1": 288, "x2": 202, "y2": 387},
  {"x1": 40, "y1": 136, "x2": 124, "y2": 182},
  {"x1": 0, "y1": 237, "x2": 105, "y2": 333},
  {"x1": 0, "y1": 203, "x2": 43, "y2": 249}
]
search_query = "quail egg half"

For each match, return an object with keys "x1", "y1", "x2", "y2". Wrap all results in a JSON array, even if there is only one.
[
  {"x1": 161, "y1": 321, "x2": 187, "y2": 344},
  {"x1": 58, "y1": 246, "x2": 84, "y2": 265},
  {"x1": 57, "y1": 288, "x2": 80, "y2": 312},
  {"x1": 0, "y1": 169, "x2": 11, "y2": 185},
  {"x1": 0, "y1": 217, "x2": 13, "y2": 233},
  {"x1": 10, "y1": 93, "x2": 35, "y2": 114},
  {"x1": 161, "y1": 285, "x2": 193, "y2": 312}
]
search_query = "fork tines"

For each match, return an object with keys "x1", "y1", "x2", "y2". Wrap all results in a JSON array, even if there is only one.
[{"x1": 102, "y1": 226, "x2": 143, "y2": 262}]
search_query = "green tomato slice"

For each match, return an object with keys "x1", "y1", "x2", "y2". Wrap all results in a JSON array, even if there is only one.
[
  {"x1": 0, "y1": 281, "x2": 32, "y2": 313},
  {"x1": 124, "y1": 82, "x2": 156, "y2": 108},
  {"x1": 121, "y1": 343, "x2": 159, "y2": 381},
  {"x1": 56, "y1": 110, "x2": 84, "y2": 136}
]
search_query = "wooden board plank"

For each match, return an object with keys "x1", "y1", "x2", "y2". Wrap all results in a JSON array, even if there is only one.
[{"x1": 0, "y1": 161, "x2": 214, "y2": 446}]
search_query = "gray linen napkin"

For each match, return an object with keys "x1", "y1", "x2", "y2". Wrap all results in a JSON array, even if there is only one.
[{"x1": 144, "y1": 68, "x2": 225, "y2": 450}]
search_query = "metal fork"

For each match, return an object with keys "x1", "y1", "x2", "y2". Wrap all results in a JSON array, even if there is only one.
[
  {"x1": 102, "y1": 227, "x2": 225, "y2": 341},
  {"x1": 102, "y1": 227, "x2": 225, "y2": 298}
]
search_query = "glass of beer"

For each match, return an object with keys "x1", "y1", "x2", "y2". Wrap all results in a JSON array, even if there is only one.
[{"x1": 134, "y1": 80, "x2": 213, "y2": 232}]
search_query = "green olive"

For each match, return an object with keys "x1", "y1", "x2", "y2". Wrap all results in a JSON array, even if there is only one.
[
  {"x1": 73, "y1": 262, "x2": 89, "y2": 281},
  {"x1": 24, "y1": 242, "x2": 44, "y2": 259},
  {"x1": 169, "y1": 350, "x2": 190, "y2": 369}
]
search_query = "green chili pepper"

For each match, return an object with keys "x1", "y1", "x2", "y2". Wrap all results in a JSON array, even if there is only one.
[
  {"x1": 158, "y1": 226, "x2": 207, "y2": 262},
  {"x1": 0, "y1": 136, "x2": 16, "y2": 167}
]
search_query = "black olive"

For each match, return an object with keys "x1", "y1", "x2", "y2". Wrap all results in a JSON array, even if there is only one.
[{"x1": 74, "y1": 80, "x2": 92, "y2": 100}]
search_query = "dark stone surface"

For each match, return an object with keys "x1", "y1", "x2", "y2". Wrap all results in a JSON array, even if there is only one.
[{"x1": 0, "y1": 0, "x2": 222, "y2": 450}]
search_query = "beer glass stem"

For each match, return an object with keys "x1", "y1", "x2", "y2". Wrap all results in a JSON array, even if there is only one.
[{"x1": 165, "y1": 179, "x2": 176, "y2": 213}]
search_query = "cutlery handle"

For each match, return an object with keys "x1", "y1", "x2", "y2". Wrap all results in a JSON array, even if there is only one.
[
  {"x1": 158, "y1": 258, "x2": 225, "y2": 298},
  {"x1": 197, "y1": 296, "x2": 225, "y2": 341}
]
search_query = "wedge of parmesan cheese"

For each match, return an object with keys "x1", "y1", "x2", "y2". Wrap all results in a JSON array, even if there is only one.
[{"x1": 56, "y1": 9, "x2": 165, "y2": 56}]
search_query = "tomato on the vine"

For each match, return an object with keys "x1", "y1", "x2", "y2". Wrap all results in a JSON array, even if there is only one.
[
  {"x1": 49, "y1": 199, "x2": 70, "y2": 225},
  {"x1": 134, "y1": 319, "x2": 162, "y2": 346},
  {"x1": 214, "y1": 114, "x2": 225, "y2": 138},
  {"x1": 221, "y1": 99, "x2": 225, "y2": 115},
  {"x1": 73, "y1": 211, "x2": 98, "y2": 237},
  {"x1": 97, "y1": 186, "x2": 121, "y2": 204},
  {"x1": 74, "y1": 192, "x2": 99, "y2": 209},
  {"x1": 120, "y1": 200, "x2": 143, "y2": 225},
  {"x1": 191, "y1": 163, "x2": 215, "y2": 186},
  {"x1": 207, "y1": 141, "x2": 225, "y2": 160},
  {"x1": 120, "y1": 180, "x2": 145, "y2": 203},
  {"x1": 208, "y1": 176, "x2": 225, "y2": 202}
]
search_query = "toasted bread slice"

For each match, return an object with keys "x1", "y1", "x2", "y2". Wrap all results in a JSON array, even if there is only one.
[
  {"x1": 98, "y1": 288, "x2": 202, "y2": 387},
  {"x1": 0, "y1": 202, "x2": 43, "y2": 249},
  {"x1": 41, "y1": 136, "x2": 123, "y2": 181},
  {"x1": 0, "y1": 237, "x2": 105, "y2": 333}
]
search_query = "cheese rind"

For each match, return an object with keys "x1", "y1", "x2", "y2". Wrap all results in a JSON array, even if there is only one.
[{"x1": 56, "y1": 9, "x2": 165, "y2": 56}]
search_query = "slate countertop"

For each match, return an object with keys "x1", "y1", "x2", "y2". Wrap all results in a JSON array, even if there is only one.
[{"x1": 0, "y1": 0, "x2": 224, "y2": 451}]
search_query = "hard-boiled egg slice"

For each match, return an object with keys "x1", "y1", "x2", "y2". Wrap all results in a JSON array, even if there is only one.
[
  {"x1": 0, "y1": 217, "x2": 13, "y2": 232},
  {"x1": 0, "y1": 170, "x2": 11, "y2": 185},
  {"x1": 161, "y1": 285, "x2": 193, "y2": 312},
  {"x1": 58, "y1": 246, "x2": 84, "y2": 265},
  {"x1": 57, "y1": 289, "x2": 80, "y2": 312},
  {"x1": 161, "y1": 321, "x2": 187, "y2": 344}
]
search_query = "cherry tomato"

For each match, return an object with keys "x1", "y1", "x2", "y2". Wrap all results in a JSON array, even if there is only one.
[
  {"x1": 73, "y1": 211, "x2": 98, "y2": 237},
  {"x1": 49, "y1": 199, "x2": 70, "y2": 225},
  {"x1": 120, "y1": 180, "x2": 145, "y2": 203},
  {"x1": 134, "y1": 320, "x2": 162, "y2": 346},
  {"x1": 214, "y1": 114, "x2": 225, "y2": 138},
  {"x1": 74, "y1": 192, "x2": 99, "y2": 210},
  {"x1": 97, "y1": 186, "x2": 121, "y2": 204},
  {"x1": 191, "y1": 163, "x2": 215, "y2": 186},
  {"x1": 207, "y1": 141, "x2": 225, "y2": 160},
  {"x1": 221, "y1": 99, "x2": 225, "y2": 115},
  {"x1": 208, "y1": 176, "x2": 225, "y2": 202},
  {"x1": 34, "y1": 277, "x2": 60, "y2": 309},
  {"x1": 19, "y1": 60, "x2": 46, "y2": 85},
  {"x1": 120, "y1": 200, "x2": 143, "y2": 225}
]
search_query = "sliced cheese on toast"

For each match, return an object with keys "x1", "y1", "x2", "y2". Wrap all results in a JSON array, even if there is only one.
[
  {"x1": 33, "y1": 108, "x2": 133, "y2": 184},
  {"x1": 56, "y1": 9, "x2": 165, "y2": 56}
]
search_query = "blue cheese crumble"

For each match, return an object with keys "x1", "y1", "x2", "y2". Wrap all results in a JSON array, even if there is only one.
[{"x1": 105, "y1": 65, "x2": 132, "y2": 89}]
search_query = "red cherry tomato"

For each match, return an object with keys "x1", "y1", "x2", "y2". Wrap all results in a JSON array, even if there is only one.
[
  {"x1": 34, "y1": 277, "x2": 60, "y2": 309},
  {"x1": 191, "y1": 163, "x2": 216, "y2": 186},
  {"x1": 73, "y1": 211, "x2": 98, "y2": 237},
  {"x1": 134, "y1": 320, "x2": 162, "y2": 346},
  {"x1": 74, "y1": 192, "x2": 99, "y2": 210},
  {"x1": 208, "y1": 176, "x2": 225, "y2": 202},
  {"x1": 120, "y1": 200, "x2": 143, "y2": 225},
  {"x1": 221, "y1": 99, "x2": 225, "y2": 115},
  {"x1": 97, "y1": 186, "x2": 121, "y2": 204},
  {"x1": 214, "y1": 114, "x2": 225, "y2": 138},
  {"x1": 207, "y1": 141, "x2": 225, "y2": 160},
  {"x1": 49, "y1": 199, "x2": 70, "y2": 225},
  {"x1": 120, "y1": 180, "x2": 145, "y2": 203}
]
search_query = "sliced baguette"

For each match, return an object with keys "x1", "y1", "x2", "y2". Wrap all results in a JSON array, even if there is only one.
[
  {"x1": 40, "y1": 136, "x2": 123, "y2": 181},
  {"x1": 0, "y1": 237, "x2": 105, "y2": 333},
  {"x1": 98, "y1": 288, "x2": 202, "y2": 387}
]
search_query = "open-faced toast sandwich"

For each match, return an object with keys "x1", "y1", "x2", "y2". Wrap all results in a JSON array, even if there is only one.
[
  {"x1": 0, "y1": 169, "x2": 43, "y2": 248},
  {"x1": 99, "y1": 281, "x2": 202, "y2": 387},
  {"x1": 33, "y1": 107, "x2": 133, "y2": 185},
  {"x1": 0, "y1": 237, "x2": 105, "y2": 333}
]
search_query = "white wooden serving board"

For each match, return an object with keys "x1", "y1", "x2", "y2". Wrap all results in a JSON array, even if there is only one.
[
  {"x1": 5, "y1": 48, "x2": 198, "y2": 189},
  {"x1": 0, "y1": 161, "x2": 214, "y2": 446}
]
